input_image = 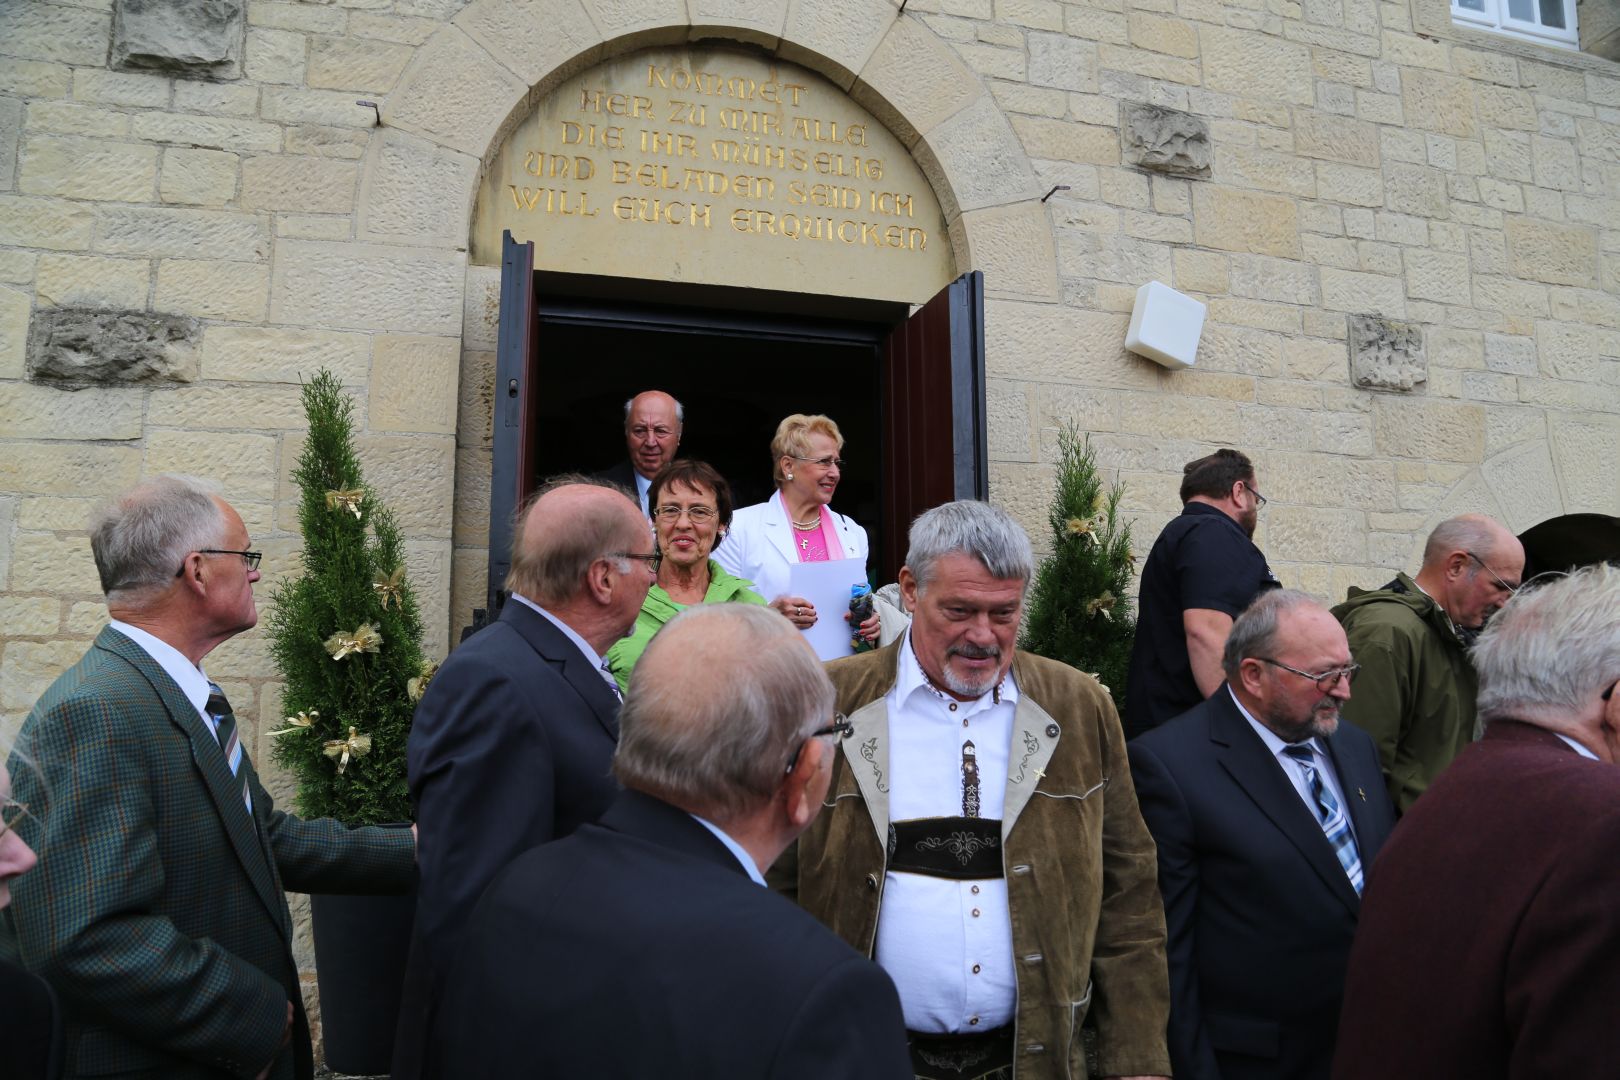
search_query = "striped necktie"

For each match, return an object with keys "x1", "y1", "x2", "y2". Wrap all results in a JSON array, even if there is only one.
[
  {"x1": 205, "y1": 681, "x2": 253, "y2": 814},
  {"x1": 1283, "y1": 744, "x2": 1362, "y2": 895},
  {"x1": 599, "y1": 659, "x2": 622, "y2": 702}
]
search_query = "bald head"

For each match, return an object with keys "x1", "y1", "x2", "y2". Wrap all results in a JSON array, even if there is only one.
[
  {"x1": 623, "y1": 390, "x2": 683, "y2": 481},
  {"x1": 506, "y1": 480, "x2": 646, "y2": 606},
  {"x1": 614, "y1": 604, "x2": 834, "y2": 822},
  {"x1": 1417, "y1": 513, "x2": 1525, "y2": 630}
]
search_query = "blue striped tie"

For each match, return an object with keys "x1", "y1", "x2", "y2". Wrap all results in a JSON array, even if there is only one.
[
  {"x1": 205, "y1": 681, "x2": 252, "y2": 814},
  {"x1": 1283, "y1": 745, "x2": 1363, "y2": 895}
]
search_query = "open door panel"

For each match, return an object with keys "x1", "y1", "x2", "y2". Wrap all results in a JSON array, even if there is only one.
[
  {"x1": 878, "y1": 271, "x2": 988, "y2": 587},
  {"x1": 486, "y1": 230, "x2": 539, "y2": 615}
]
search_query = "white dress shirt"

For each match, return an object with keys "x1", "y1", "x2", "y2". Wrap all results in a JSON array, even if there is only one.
[
  {"x1": 108, "y1": 619, "x2": 252, "y2": 811},
  {"x1": 873, "y1": 632, "x2": 1019, "y2": 1033},
  {"x1": 690, "y1": 815, "x2": 766, "y2": 885},
  {"x1": 1231, "y1": 686, "x2": 1354, "y2": 839},
  {"x1": 508, "y1": 594, "x2": 619, "y2": 696},
  {"x1": 1554, "y1": 732, "x2": 1599, "y2": 760}
]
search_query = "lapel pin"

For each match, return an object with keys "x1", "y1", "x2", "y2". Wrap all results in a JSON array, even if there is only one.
[
  {"x1": 1033, "y1": 768, "x2": 1045, "y2": 780},
  {"x1": 1357, "y1": 787, "x2": 1366, "y2": 801}
]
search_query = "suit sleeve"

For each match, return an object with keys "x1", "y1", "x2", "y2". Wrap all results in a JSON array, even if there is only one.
[
  {"x1": 1128, "y1": 739, "x2": 1220, "y2": 1080},
  {"x1": 9, "y1": 696, "x2": 288, "y2": 1078},
  {"x1": 263, "y1": 802, "x2": 417, "y2": 896},
  {"x1": 407, "y1": 652, "x2": 556, "y2": 961},
  {"x1": 1088, "y1": 694, "x2": 1175, "y2": 1078},
  {"x1": 768, "y1": 955, "x2": 912, "y2": 1080}
]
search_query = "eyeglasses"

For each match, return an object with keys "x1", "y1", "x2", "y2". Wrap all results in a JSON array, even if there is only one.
[
  {"x1": 1465, "y1": 551, "x2": 1520, "y2": 595},
  {"x1": 629, "y1": 425, "x2": 678, "y2": 440},
  {"x1": 178, "y1": 549, "x2": 263, "y2": 575},
  {"x1": 792, "y1": 455, "x2": 846, "y2": 470},
  {"x1": 611, "y1": 551, "x2": 661, "y2": 571},
  {"x1": 1240, "y1": 482, "x2": 1267, "y2": 509},
  {"x1": 784, "y1": 714, "x2": 853, "y2": 775},
  {"x1": 1255, "y1": 657, "x2": 1360, "y2": 693},
  {"x1": 0, "y1": 795, "x2": 32, "y2": 843},
  {"x1": 652, "y1": 504, "x2": 717, "y2": 525}
]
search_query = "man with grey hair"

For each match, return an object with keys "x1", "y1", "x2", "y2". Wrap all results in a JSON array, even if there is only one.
[
  {"x1": 778, "y1": 500, "x2": 1172, "y2": 1080},
  {"x1": 429, "y1": 603, "x2": 912, "y2": 1078},
  {"x1": 393, "y1": 476, "x2": 657, "y2": 1080},
  {"x1": 1332, "y1": 512, "x2": 1524, "y2": 813},
  {"x1": 3, "y1": 475, "x2": 418, "y2": 1080},
  {"x1": 1129, "y1": 589, "x2": 1394, "y2": 1080},
  {"x1": 595, "y1": 389, "x2": 684, "y2": 515},
  {"x1": 1334, "y1": 563, "x2": 1620, "y2": 1079}
]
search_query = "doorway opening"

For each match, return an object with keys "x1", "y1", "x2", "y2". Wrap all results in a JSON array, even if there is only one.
[{"x1": 485, "y1": 232, "x2": 988, "y2": 619}]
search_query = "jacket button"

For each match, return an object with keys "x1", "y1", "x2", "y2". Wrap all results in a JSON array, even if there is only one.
[
  {"x1": 1011, "y1": 864, "x2": 1031, "y2": 875},
  {"x1": 1045, "y1": 723, "x2": 1059, "y2": 738},
  {"x1": 1024, "y1": 952, "x2": 1043, "y2": 965},
  {"x1": 1025, "y1": 1044, "x2": 1045, "y2": 1054},
  {"x1": 865, "y1": 873, "x2": 878, "y2": 889}
]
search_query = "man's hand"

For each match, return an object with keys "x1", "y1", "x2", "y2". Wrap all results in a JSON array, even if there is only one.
[{"x1": 253, "y1": 1001, "x2": 294, "y2": 1080}]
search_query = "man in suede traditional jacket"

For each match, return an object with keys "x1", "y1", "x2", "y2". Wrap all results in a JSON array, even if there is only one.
[{"x1": 775, "y1": 501, "x2": 1170, "y2": 1080}]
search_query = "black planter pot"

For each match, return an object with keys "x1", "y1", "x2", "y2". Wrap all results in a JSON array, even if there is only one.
[{"x1": 310, "y1": 880, "x2": 417, "y2": 1076}]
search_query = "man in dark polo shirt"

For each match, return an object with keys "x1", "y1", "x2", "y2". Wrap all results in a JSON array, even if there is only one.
[{"x1": 1124, "y1": 449, "x2": 1279, "y2": 740}]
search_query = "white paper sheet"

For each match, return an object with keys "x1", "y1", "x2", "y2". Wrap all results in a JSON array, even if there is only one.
[{"x1": 788, "y1": 560, "x2": 870, "y2": 661}]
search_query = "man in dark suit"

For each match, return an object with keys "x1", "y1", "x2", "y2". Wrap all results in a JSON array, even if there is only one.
[
  {"x1": 1, "y1": 475, "x2": 418, "y2": 1080},
  {"x1": 593, "y1": 389, "x2": 683, "y2": 516},
  {"x1": 1129, "y1": 589, "x2": 1395, "y2": 1080},
  {"x1": 1334, "y1": 563, "x2": 1620, "y2": 1080},
  {"x1": 392, "y1": 477, "x2": 657, "y2": 1079},
  {"x1": 432, "y1": 601, "x2": 912, "y2": 1078}
]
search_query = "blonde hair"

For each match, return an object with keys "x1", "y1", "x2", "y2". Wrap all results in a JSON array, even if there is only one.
[{"x1": 770, "y1": 413, "x2": 843, "y2": 487}]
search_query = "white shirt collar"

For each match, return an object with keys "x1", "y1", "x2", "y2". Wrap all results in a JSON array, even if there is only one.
[
  {"x1": 108, "y1": 619, "x2": 212, "y2": 718},
  {"x1": 1229, "y1": 684, "x2": 1323, "y2": 760},
  {"x1": 1553, "y1": 732, "x2": 1600, "y2": 760},
  {"x1": 508, "y1": 593, "x2": 606, "y2": 672},
  {"x1": 895, "y1": 630, "x2": 1019, "y2": 715},
  {"x1": 689, "y1": 814, "x2": 766, "y2": 885}
]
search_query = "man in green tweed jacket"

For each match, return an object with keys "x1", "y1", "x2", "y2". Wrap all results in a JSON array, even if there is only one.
[{"x1": 1, "y1": 475, "x2": 417, "y2": 1080}]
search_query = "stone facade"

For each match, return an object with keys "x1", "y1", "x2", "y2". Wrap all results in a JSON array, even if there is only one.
[{"x1": 1, "y1": 0, "x2": 1617, "y2": 1057}]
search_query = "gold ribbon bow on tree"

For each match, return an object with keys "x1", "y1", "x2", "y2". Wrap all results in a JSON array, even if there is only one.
[
  {"x1": 272, "y1": 709, "x2": 319, "y2": 738},
  {"x1": 1064, "y1": 516, "x2": 1102, "y2": 547},
  {"x1": 324, "y1": 488, "x2": 365, "y2": 519},
  {"x1": 373, "y1": 566, "x2": 406, "y2": 611},
  {"x1": 1085, "y1": 591, "x2": 1117, "y2": 620},
  {"x1": 324, "y1": 622, "x2": 382, "y2": 660},
  {"x1": 407, "y1": 659, "x2": 440, "y2": 703},
  {"x1": 323, "y1": 726, "x2": 372, "y2": 774}
]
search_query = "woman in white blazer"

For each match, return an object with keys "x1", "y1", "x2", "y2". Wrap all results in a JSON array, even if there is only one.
[{"x1": 715, "y1": 413, "x2": 879, "y2": 643}]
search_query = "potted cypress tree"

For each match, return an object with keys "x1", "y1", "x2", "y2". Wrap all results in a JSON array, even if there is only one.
[
  {"x1": 266, "y1": 369, "x2": 438, "y2": 1075},
  {"x1": 1019, "y1": 422, "x2": 1137, "y2": 716}
]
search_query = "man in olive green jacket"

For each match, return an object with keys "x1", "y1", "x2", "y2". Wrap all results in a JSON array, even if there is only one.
[
  {"x1": 1332, "y1": 514, "x2": 1523, "y2": 814},
  {"x1": 777, "y1": 501, "x2": 1170, "y2": 1080}
]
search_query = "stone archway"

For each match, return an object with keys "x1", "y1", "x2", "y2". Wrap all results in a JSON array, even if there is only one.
[{"x1": 318, "y1": 0, "x2": 1062, "y2": 630}]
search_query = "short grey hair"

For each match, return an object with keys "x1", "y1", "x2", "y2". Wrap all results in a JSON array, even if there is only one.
[
  {"x1": 906, "y1": 501, "x2": 1034, "y2": 592},
  {"x1": 1473, "y1": 563, "x2": 1620, "y2": 726},
  {"x1": 89, "y1": 474, "x2": 225, "y2": 602},
  {"x1": 622, "y1": 393, "x2": 685, "y2": 425},
  {"x1": 1422, "y1": 514, "x2": 1505, "y2": 569},
  {"x1": 614, "y1": 604, "x2": 834, "y2": 822},
  {"x1": 505, "y1": 474, "x2": 643, "y2": 605},
  {"x1": 1222, "y1": 589, "x2": 1322, "y2": 679}
]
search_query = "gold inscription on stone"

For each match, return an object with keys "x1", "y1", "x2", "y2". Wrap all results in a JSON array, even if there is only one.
[{"x1": 472, "y1": 47, "x2": 954, "y2": 303}]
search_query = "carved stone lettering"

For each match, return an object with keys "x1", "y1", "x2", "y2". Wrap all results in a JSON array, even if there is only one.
[
  {"x1": 1348, "y1": 314, "x2": 1427, "y2": 393},
  {"x1": 112, "y1": 0, "x2": 244, "y2": 78},
  {"x1": 28, "y1": 309, "x2": 202, "y2": 388},
  {"x1": 1122, "y1": 102, "x2": 1211, "y2": 179}
]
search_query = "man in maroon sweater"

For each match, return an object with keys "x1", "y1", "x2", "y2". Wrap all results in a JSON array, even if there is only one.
[{"x1": 1333, "y1": 562, "x2": 1620, "y2": 1080}]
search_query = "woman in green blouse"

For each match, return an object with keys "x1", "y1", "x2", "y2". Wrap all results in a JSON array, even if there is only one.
[{"x1": 606, "y1": 458, "x2": 766, "y2": 692}]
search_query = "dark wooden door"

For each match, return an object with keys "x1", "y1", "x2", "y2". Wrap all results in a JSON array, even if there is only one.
[
  {"x1": 486, "y1": 230, "x2": 539, "y2": 613},
  {"x1": 878, "y1": 271, "x2": 988, "y2": 586}
]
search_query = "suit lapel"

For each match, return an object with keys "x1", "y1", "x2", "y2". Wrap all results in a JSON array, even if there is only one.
[
  {"x1": 1001, "y1": 695, "x2": 1060, "y2": 842},
  {"x1": 1208, "y1": 692, "x2": 1361, "y2": 915},
  {"x1": 1320, "y1": 733, "x2": 1379, "y2": 854},
  {"x1": 841, "y1": 697, "x2": 891, "y2": 852},
  {"x1": 97, "y1": 628, "x2": 288, "y2": 930},
  {"x1": 761, "y1": 491, "x2": 800, "y2": 568},
  {"x1": 501, "y1": 602, "x2": 620, "y2": 739}
]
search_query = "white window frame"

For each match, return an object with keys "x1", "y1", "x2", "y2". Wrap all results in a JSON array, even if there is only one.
[{"x1": 1451, "y1": 0, "x2": 1579, "y2": 49}]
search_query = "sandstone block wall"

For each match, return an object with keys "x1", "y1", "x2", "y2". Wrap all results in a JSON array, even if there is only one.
[{"x1": 0, "y1": 0, "x2": 1617, "y2": 1053}]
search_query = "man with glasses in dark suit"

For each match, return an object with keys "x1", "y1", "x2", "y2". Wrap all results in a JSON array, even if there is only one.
[
  {"x1": 431, "y1": 602, "x2": 912, "y2": 1079},
  {"x1": 2, "y1": 474, "x2": 417, "y2": 1080},
  {"x1": 392, "y1": 476, "x2": 657, "y2": 1080}
]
